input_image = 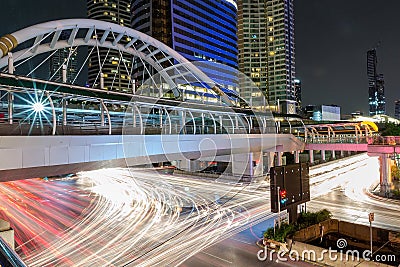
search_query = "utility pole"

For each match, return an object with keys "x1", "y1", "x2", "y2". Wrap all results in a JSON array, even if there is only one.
[
  {"x1": 369, "y1": 212, "x2": 374, "y2": 255},
  {"x1": 277, "y1": 186, "x2": 281, "y2": 228}
]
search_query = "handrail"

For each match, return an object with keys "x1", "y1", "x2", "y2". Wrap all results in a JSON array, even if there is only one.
[{"x1": 0, "y1": 236, "x2": 27, "y2": 267}]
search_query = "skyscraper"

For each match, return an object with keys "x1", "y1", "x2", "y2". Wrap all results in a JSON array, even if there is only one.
[
  {"x1": 87, "y1": 0, "x2": 132, "y2": 92},
  {"x1": 294, "y1": 78, "x2": 302, "y2": 112},
  {"x1": 49, "y1": 31, "x2": 77, "y2": 83},
  {"x1": 238, "y1": 0, "x2": 296, "y2": 113},
  {"x1": 237, "y1": 0, "x2": 267, "y2": 108},
  {"x1": 367, "y1": 48, "x2": 386, "y2": 116},
  {"x1": 395, "y1": 100, "x2": 400, "y2": 119},
  {"x1": 131, "y1": 0, "x2": 238, "y2": 92}
]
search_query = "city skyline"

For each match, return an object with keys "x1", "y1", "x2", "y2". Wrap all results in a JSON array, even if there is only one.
[{"x1": 1, "y1": 0, "x2": 400, "y2": 115}]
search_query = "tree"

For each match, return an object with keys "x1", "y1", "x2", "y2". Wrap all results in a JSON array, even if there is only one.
[
  {"x1": 381, "y1": 123, "x2": 400, "y2": 136},
  {"x1": 392, "y1": 165, "x2": 400, "y2": 181}
]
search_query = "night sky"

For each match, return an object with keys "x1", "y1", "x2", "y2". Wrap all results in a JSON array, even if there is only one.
[{"x1": 1, "y1": 0, "x2": 399, "y2": 116}]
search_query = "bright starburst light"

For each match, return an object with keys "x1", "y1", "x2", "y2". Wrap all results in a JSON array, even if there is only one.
[
  {"x1": 13, "y1": 90, "x2": 53, "y2": 135},
  {"x1": 32, "y1": 102, "x2": 44, "y2": 112}
]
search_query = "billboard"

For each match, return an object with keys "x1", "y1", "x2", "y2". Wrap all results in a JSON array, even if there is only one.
[{"x1": 270, "y1": 163, "x2": 310, "y2": 213}]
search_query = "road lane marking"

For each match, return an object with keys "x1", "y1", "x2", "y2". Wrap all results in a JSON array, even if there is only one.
[
  {"x1": 201, "y1": 252, "x2": 233, "y2": 264},
  {"x1": 230, "y1": 237, "x2": 253, "y2": 245}
]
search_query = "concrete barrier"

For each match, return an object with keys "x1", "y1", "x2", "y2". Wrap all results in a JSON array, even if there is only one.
[
  {"x1": 0, "y1": 219, "x2": 14, "y2": 250},
  {"x1": 293, "y1": 219, "x2": 392, "y2": 244}
]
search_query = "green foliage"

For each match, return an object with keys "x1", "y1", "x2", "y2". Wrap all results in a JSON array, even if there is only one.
[
  {"x1": 392, "y1": 189, "x2": 400, "y2": 197},
  {"x1": 264, "y1": 223, "x2": 296, "y2": 243},
  {"x1": 297, "y1": 209, "x2": 332, "y2": 229},
  {"x1": 264, "y1": 209, "x2": 332, "y2": 242},
  {"x1": 392, "y1": 165, "x2": 400, "y2": 181},
  {"x1": 381, "y1": 123, "x2": 400, "y2": 136}
]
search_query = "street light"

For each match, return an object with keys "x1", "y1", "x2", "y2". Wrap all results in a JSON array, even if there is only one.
[{"x1": 32, "y1": 102, "x2": 44, "y2": 112}]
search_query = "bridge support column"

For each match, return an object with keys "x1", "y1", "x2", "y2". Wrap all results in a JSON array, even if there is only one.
[
  {"x1": 268, "y1": 152, "x2": 275, "y2": 170},
  {"x1": 321, "y1": 150, "x2": 326, "y2": 162},
  {"x1": 276, "y1": 152, "x2": 283, "y2": 166},
  {"x1": 331, "y1": 150, "x2": 336, "y2": 160},
  {"x1": 62, "y1": 98, "x2": 67, "y2": 126},
  {"x1": 309, "y1": 150, "x2": 314, "y2": 164},
  {"x1": 341, "y1": 151, "x2": 345, "y2": 158},
  {"x1": 179, "y1": 159, "x2": 192, "y2": 172},
  {"x1": 379, "y1": 154, "x2": 392, "y2": 194},
  {"x1": 294, "y1": 151, "x2": 300, "y2": 164},
  {"x1": 7, "y1": 92, "x2": 13, "y2": 125},
  {"x1": 180, "y1": 111, "x2": 186, "y2": 134},
  {"x1": 100, "y1": 100, "x2": 105, "y2": 127}
]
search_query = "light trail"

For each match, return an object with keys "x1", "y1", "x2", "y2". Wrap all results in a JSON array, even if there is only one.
[{"x1": 0, "y1": 153, "x2": 397, "y2": 266}]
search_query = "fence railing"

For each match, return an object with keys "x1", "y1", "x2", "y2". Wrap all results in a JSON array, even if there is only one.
[
  {"x1": 0, "y1": 236, "x2": 27, "y2": 267},
  {"x1": 368, "y1": 136, "x2": 400, "y2": 146}
]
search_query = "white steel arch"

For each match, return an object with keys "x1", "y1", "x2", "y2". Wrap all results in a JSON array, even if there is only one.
[{"x1": 0, "y1": 19, "x2": 232, "y2": 105}]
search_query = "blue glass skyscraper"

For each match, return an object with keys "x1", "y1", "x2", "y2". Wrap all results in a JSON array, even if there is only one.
[{"x1": 132, "y1": 0, "x2": 238, "y2": 91}]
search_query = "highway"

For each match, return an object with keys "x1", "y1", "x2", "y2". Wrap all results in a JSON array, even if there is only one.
[
  {"x1": 0, "y1": 153, "x2": 398, "y2": 266},
  {"x1": 182, "y1": 153, "x2": 400, "y2": 266}
]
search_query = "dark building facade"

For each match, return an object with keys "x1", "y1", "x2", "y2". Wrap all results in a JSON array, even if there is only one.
[
  {"x1": 294, "y1": 78, "x2": 301, "y2": 112},
  {"x1": 367, "y1": 49, "x2": 386, "y2": 116},
  {"x1": 49, "y1": 31, "x2": 78, "y2": 83},
  {"x1": 87, "y1": 0, "x2": 133, "y2": 92},
  {"x1": 395, "y1": 100, "x2": 400, "y2": 120},
  {"x1": 131, "y1": 0, "x2": 238, "y2": 91}
]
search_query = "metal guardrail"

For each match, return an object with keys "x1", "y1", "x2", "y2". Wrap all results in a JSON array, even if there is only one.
[
  {"x1": 298, "y1": 135, "x2": 400, "y2": 146},
  {"x1": 297, "y1": 136, "x2": 369, "y2": 144},
  {"x1": 0, "y1": 236, "x2": 27, "y2": 267},
  {"x1": 368, "y1": 136, "x2": 400, "y2": 146}
]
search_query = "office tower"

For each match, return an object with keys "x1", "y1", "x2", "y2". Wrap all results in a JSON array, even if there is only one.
[
  {"x1": 237, "y1": 0, "x2": 267, "y2": 109},
  {"x1": 131, "y1": 0, "x2": 238, "y2": 94},
  {"x1": 87, "y1": 0, "x2": 132, "y2": 92},
  {"x1": 49, "y1": 31, "x2": 78, "y2": 83},
  {"x1": 312, "y1": 105, "x2": 341, "y2": 121},
  {"x1": 367, "y1": 48, "x2": 386, "y2": 116},
  {"x1": 395, "y1": 100, "x2": 400, "y2": 119},
  {"x1": 238, "y1": 0, "x2": 296, "y2": 113},
  {"x1": 294, "y1": 78, "x2": 301, "y2": 112}
]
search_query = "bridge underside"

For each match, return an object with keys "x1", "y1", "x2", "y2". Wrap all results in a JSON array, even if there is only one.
[{"x1": 0, "y1": 134, "x2": 304, "y2": 181}]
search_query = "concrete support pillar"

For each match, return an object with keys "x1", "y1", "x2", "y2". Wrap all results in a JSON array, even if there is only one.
[
  {"x1": 201, "y1": 113, "x2": 205, "y2": 134},
  {"x1": 331, "y1": 150, "x2": 336, "y2": 160},
  {"x1": 62, "y1": 98, "x2": 67, "y2": 126},
  {"x1": 341, "y1": 151, "x2": 345, "y2": 158},
  {"x1": 219, "y1": 115, "x2": 223, "y2": 134},
  {"x1": 309, "y1": 150, "x2": 314, "y2": 164},
  {"x1": 380, "y1": 154, "x2": 392, "y2": 194},
  {"x1": 248, "y1": 152, "x2": 254, "y2": 177},
  {"x1": 133, "y1": 107, "x2": 137, "y2": 128},
  {"x1": 100, "y1": 100, "x2": 105, "y2": 127},
  {"x1": 7, "y1": 92, "x2": 13, "y2": 125},
  {"x1": 179, "y1": 159, "x2": 192, "y2": 172},
  {"x1": 321, "y1": 150, "x2": 326, "y2": 161},
  {"x1": 268, "y1": 152, "x2": 275, "y2": 170},
  {"x1": 276, "y1": 152, "x2": 283, "y2": 166},
  {"x1": 180, "y1": 111, "x2": 186, "y2": 134},
  {"x1": 294, "y1": 151, "x2": 300, "y2": 164}
]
